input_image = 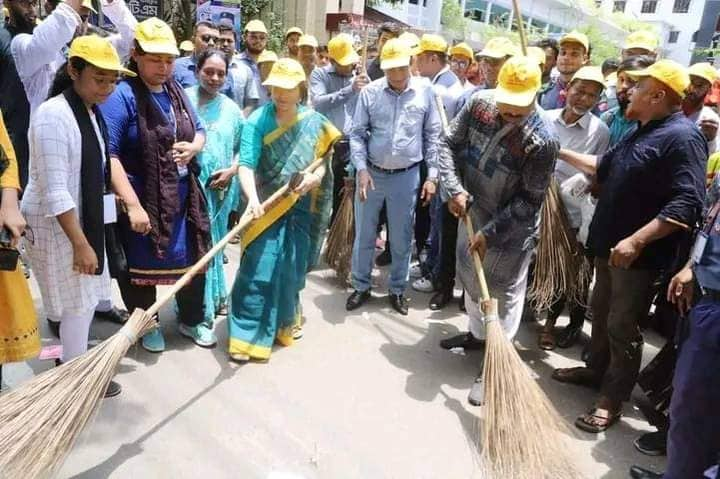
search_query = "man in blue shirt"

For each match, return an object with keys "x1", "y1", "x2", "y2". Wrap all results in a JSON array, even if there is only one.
[
  {"x1": 216, "y1": 20, "x2": 259, "y2": 115},
  {"x1": 310, "y1": 33, "x2": 368, "y2": 224},
  {"x1": 629, "y1": 176, "x2": 720, "y2": 479},
  {"x1": 554, "y1": 60, "x2": 707, "y2": 434},
  {"x1": 346, "y1": 38, "x2": 442, "y2": 315},
  {"x1": 173, "y1": 21, "x2": 221, "y2": 88},
  {"x1": 237, "y1": 19, "x2": 269, "y2": 112}
]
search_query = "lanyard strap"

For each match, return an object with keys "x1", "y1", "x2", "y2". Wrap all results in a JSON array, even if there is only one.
[{"x1": 703, "y1": 201, "x2": 720, "y2": 234}]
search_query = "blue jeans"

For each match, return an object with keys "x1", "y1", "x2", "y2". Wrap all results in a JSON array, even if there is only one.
[
  {"x1": 665, "y1": 296, "x2": 720, "y2": 479},
  {"x1": 351, "y1": 167, "x2": 420, "y2": 294}
]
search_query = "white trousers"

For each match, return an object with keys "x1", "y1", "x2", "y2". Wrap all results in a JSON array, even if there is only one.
[{"x1": 59, "y1": 306, "x2": 95, "y2": 362}]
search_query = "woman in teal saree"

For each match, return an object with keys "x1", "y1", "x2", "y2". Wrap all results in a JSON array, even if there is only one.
[
  {"x1": 186, "y1": 50, "x2": 244, "y2": 324},
  {"x1": 228, "y1": 58, "x2": 341, "y2": 362}
]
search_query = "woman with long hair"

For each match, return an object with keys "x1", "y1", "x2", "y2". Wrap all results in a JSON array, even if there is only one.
[
  {"x1": 228, "y1": 58, "x2": 340, "y2": 362},
  {"x1": 21, "y1": 35, "x2": 145, "y2": 397},
  {"x1": 185, "y1": 48, "x2": 243, "y2": 323},
  {"x1": 100, "y1": 18, "x2": 213, "y2": 353}
]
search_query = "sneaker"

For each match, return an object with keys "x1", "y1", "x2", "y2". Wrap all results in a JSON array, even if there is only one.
[
  {"x1": 179, "y1": 323, "x2": 218, "y2": 348},
  {"x1": 104, "y1": 380, "x2": 122, "y2": 398},
  {"x1": 467, "y1": 375, "x2": 484, "y2": 406},
  {"x1": 412, "y1": 276, "x2": 435, "y2": 293},
  {"x1": 229, "y1": 352, "x2": 250, "y2": 363},
  {"x1": 634, "y1": 430, "x2": 667, "y2": 456},
  {"x1": 141, "y1": 328, "x2": 166, "y2": 353},
  {"x1": 409, "y1": 264, "x2": 424, "y2": 279},
  {"x1": 292, "y1": 324, "x2": 304, "y2": 340}
]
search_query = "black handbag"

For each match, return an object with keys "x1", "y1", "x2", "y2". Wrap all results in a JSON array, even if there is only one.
[{"x1": 105, "y1": 218, "x2": 127, "y2": 279}]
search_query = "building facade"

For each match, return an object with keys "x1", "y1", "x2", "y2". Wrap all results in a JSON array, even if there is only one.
[
  {"x1": 597, "y1": 0, "x2": 706, "y2": 65},
  {"x1": 690, "y1": 0, "x2": 720, "y2": 63}
]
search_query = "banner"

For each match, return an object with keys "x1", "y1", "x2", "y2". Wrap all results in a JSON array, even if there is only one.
[
  {"x1": 197, "y1": 0, "x2": 242, "y2": 39},
  {"x1": 127, "y1": 0, "x2": 161, "y2": 20}
]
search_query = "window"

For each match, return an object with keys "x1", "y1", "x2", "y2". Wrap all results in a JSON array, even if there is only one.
[
  {"x1": 669, "y1": 30, "x2": 680, "y2": 43},
  {"x1": 641, "y1": 0, "x2": 657, "y2": 13},
  {"x1": 673, "y1": 0, "x2": 690, "y2": 13},
  {"x1": 613, "y1": 1, "x2": 626, "y2": 12},
  {"x1": 595, "y1": 0, "x2": 602, "y2": 7}
]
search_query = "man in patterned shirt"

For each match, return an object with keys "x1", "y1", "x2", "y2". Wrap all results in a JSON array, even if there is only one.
[{"x1": 437, "y1": 56, "x2": 559, "y2": 405}]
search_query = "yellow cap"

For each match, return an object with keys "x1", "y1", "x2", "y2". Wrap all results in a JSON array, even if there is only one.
[
  {"x1": 624, "y1": 30, "x2": 658, "y2": 52},
  {"x1": 398, "y1": 32, "x2": 420, "y2": 55},
  {"x1": 244, "y1": 19, "x2": 268, "y2": 34},
  {"x1": 380, "y1": 38, "x2": 412, "y2": 70},
  {"x1": 68, "y1": 35, "x2": 136, "y2": 76},
  {"x1": 478, "y1": 37, "x2": 519, "y2": 59},
  {"x1": 570, "y1": 66, "x2": 605, "y2": 88},
  {"x1": 495, "y1": 55, "x2": 542, "y2": 107},
  {"x1": 449, "y1": 42, "x2": 474, "y2": 61},
  {"x1": 179, "y1": 40, "x2": 194, "y2": 52},
  {"x1": 263, "y1": 58, "x2": 306, "y2": 89},
  {"x1": 328, "y1": 33, "x2": 360, "y2": 66},
  {"x1": 417, "y1": 33, "x2": 447, "y2": 55},
  {"x1": 688, "y1": 62, "x2": 719, "y2": 84},
  {"x1": 298, "y1": 34, "x2": 318, "y2": 48},
  {"x1": 258, "y1": 50, "x2": 278, "y2": 64},
  {"x1": 627, "y1": 59, "x2": 690, "y2": 98},
  {"x1": 559, "y1": 30, "x2": 589, "y2": 52},
  {"x1": 526, "y1": 46, "x2": 546, "y2": 66},
  {"x1": 285, "y1": 27, "x2": 303, "y2": 38},
  {"x1": 135, "y1": 18, "x2": 179, "y2": 56}
]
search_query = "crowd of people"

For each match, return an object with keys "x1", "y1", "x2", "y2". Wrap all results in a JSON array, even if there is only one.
[{"x1": 0, "y1": 0, "x2": 719, "y2": 476}]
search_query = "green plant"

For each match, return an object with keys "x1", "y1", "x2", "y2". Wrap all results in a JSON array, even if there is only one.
[{"x1": 441, "y1": 0, "x2": 467, "y2": 39}]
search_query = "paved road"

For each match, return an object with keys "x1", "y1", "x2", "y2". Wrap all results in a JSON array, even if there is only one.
[{"x1": 4, "y1": 243, "x2": 668, "y2": 478}]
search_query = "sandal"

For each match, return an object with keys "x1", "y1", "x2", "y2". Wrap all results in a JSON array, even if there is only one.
[
  {"x1": 551, "y1": 367, "x2": 601, "y2": 388},
  {"x1": 539, "y1": 330, "x2": 556, "y2": 350},
  {"x1": 557, "y1": 325, "x2": 582, "y2": 348},
  {"x1": 575, "y1": 407, "x2": 622, "y2": 433}
]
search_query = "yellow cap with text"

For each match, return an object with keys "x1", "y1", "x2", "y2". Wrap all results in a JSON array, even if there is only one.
[
  {"x1": 380, "y1": 38, "x2": 411, "y2": 70},
  {"x1": 263, "y1": 58, "x2": 306, "y2": 89},
  {"x1": 627, "y1": 59, "x2": 690, "y2": 98},
  {"x1": 328, "y1": 33, "x2": 360, "y2": 66},
  {"x1": 298, "y1": 34, "x2": 318, "y2": 48},
  {"x1": 495, "y1": 55, "x2": 542, "y2": 107},
  {"x1": 135, "y1": 18, "x2": 179, "y2": 56},
  {"x1": 69, "y1": 35, "x2": 136, "y2": 76}
]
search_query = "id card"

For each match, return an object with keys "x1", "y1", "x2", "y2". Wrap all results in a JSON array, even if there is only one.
[
  {"x1": 103, "y1": 194, "x2": 117, "y2": 224},
  {"x1": 691, "y1": 231, "x2": 708, "y2": 264}
]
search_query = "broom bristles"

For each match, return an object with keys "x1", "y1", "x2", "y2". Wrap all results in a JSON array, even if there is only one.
[
  {"x1": 480, "y1": 320, "x2": 580, "y2": 479},
  {"x1": 529, "y1": 180, "x2": 591, "y2": 313},
  {"x1": 0, "y1": 308, "x2": 156, "y2": 479},
  {"x1": 324, "y1": 179, "x2": 355, "y2": 284}
]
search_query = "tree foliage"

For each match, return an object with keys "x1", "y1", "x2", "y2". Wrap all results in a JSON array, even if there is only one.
[{"x1": 441, "y1": 0, "x2": 467, "y2": 39}]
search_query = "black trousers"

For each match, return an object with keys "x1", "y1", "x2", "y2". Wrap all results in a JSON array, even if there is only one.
[
  {"x1": 117, "y1": 274, "x2": 206, "y2": 327},
  {"x1": 434, "y1": 203, "x2": 458, "y2": 291}
]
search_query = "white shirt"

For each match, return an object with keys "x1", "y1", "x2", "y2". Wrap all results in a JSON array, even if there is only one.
[
  {"x1": 687, "y1": 105, "x2": 720, "y2": 155},
  {"x1": 21, "y1": 95, "x2": 111, "y2": 317},
  {"x1": 11, "y1": 0, "x2": 136, "y2": 114}
]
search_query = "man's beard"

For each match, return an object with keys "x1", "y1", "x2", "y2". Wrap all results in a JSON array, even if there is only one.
[
  {"x1": 12, "y1": 14, "x2": 36, "y2": 33},
  {"x1": 247, "y1": 44, "x2": 264, "y2": 55},
  {"x1": 684, "y1": 93, "x2": 704, "y2": 110}
]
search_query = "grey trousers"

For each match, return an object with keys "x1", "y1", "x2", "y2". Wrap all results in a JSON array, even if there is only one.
[{"x1": 587, "y1": 258, "x2": 657, "y2": 403}]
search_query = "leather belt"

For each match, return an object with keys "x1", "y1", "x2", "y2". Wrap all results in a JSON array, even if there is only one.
[{"x1": 367, "y1": 160, "x2": 420, "y2": 174}]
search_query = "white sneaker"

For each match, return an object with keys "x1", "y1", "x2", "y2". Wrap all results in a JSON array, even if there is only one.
[
  {"x1": 412, "y1": 276, "x2": 435, "y2": 293},
  {"x1": 409, "y1": 264, "x2": 424, "y2": 278}
]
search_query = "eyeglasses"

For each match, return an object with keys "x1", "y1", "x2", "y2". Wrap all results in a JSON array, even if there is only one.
[
  {"x1": 200, "y1": 34, "x2": 219, "y2": 44},
  {"x1": 451, "y1": 59, "x2": 469, "y2": 68}
]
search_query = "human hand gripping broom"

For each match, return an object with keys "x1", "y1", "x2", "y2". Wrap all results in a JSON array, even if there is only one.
[
  {"x1": 434, "y1": 87, "x2": 578, "y2": 478},
  {"x1": 0, "y1": 156, "x2": 327, "y2": 479}
]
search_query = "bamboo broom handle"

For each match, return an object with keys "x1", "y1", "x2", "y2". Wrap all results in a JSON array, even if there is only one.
[
  {"x1": 360, "y1": 25, "x2": 370, "y2": 74},
  {"x1": 432, "y1": 92, "x2": 491, "y2": 302},
  {"x1": 145, "y1": 155, "x2": 327, "y2": 318},
  {"x1": 463, "y1": 215, "x2": 492, "y2": 302},
  {"x1": 511, "y1": 0, "x2": 528, "y2": 55}
]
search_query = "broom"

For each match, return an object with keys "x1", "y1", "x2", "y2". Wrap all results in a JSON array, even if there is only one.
[
  {"x1": 0, "y1": 157, "x2": 327, "y2": 479},
  {"x1": 528, "y1": 178, "x2": 591, "y2": 312},
  {"x1": 323, "y1": 25, "x2": 370, "y2": 283},
  {"x1": 462, "y1": 214, "x2": 578, "y2": 479}
]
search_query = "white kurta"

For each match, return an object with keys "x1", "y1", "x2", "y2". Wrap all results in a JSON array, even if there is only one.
[
  {"x1": 11, "y1": 0, "x2": 137, "y2": 114},
  {"x1": 21, "y1": 95, "x2": 111, "y2": 317}
]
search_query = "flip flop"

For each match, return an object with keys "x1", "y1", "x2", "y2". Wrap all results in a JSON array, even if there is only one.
[
  {"x1": 575, "y1": 407, "x2": 622, "y2": 433},
  {"x1": 539, "y1": 330, "x2": 556, "y2": 350}
]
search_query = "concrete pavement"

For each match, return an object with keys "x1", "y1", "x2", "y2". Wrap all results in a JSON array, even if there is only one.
[{"x1": 3, "y1": 243, "x2": 668, "y2": 478}]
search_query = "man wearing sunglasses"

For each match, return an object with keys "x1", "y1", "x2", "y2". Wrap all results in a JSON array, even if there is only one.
[
  {"x1": 173, "y1": 21, "x2": 228, "y2": 91},
  {"x1": 448, "y1": 42, "x2": 474, "y2": 90}
]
